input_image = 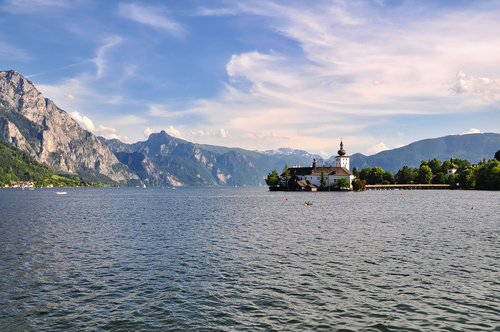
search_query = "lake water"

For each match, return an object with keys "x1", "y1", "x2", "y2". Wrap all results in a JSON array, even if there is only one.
[{"x1": 0, "y1": 187, "x2": 498, "y2": 331}]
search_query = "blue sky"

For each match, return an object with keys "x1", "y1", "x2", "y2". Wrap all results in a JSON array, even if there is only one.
[{"x1": 1, "y1": 0, "x2": 499, "y2": 156}]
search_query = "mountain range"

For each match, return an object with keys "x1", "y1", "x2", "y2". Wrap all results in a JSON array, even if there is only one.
[
  {"x1": 1, "y1": 69, "x2": 499, "y2": 186},
  {"x1": 347, "y1": 133, "x2": 500, "y2": 173},
  {"x1": 99, "y1": 133, "x2": 322, "y2": 187}
]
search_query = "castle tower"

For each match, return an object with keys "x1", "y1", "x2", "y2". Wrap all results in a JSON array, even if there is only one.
[{"x1": 334, "y1": 139, "x2": 350, "y2": 170}]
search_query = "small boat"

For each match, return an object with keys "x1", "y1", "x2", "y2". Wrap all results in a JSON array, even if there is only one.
[
  {"x1": 56, "y1": 191, "x2": 67, "y2": 195},
  {"x1": 304, "y1": 201, "x2": 313, "y2": 206}
]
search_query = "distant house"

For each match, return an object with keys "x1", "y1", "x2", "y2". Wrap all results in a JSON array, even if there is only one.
[
  {"x1": 286, "y1": 140, "x2": 354, "y2": 190},
  {"x1": 446, "y1": 159, "x2": 458, "y2": 178}
]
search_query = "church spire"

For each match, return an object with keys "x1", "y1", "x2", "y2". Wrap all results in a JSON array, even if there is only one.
[
  {"x1": 337, "y1": 138, "x2": 346, "y2": 156},
  {"x1": 334, "y1": 139, "x2": 349, "y2": 170}
]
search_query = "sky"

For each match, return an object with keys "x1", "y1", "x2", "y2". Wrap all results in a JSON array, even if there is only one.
[{"x1": 1, "y1": 0, "x2": 499, "y2": 157}]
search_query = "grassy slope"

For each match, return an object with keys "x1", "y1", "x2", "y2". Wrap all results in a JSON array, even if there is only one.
[{"x1": 0, "y1": 140, "x2": 91, "y2": 187}]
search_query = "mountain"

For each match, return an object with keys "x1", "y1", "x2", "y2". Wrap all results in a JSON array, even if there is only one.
[
  {"x1": 0, "y1": 140, "x2": 92, "y2": 187},
  {"x1": 0, "y1": 69, "x2": 323, "y2": 187},
  {"x1": 346, "y1": 133, "x2": 500, "y2": 173},
  {"x1": 100, "y1": 132, "x2": 323, "y2": 187},
  {"x1": 2, "y1": 70, "x2": 498, "y2": 187},
  {"x1": 0, "y1": 70, "x2": 137, "y2": 183}
]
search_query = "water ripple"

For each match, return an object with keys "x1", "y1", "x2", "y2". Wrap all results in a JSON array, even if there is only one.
[{"x1": 0, "y1": 188, "x2": 499, "y2": 331}]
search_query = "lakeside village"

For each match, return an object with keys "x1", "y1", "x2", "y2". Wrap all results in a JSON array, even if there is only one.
[{"x1": 266, "y1": 141, "x2": 500, "y2": 191}]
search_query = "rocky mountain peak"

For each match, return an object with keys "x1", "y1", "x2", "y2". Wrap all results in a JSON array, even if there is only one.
[
  {"x1": 0, "y1": 69, "x2": 138, "y2": 183},
  {"x1": 148, "y1": 130, "x2": 172, "y2": 141},
  {"x1": 1, "y1": 69, "x2": 39, "y2": 96}
]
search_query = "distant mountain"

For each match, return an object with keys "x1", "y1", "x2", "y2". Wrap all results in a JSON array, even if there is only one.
[
  {"x1": 0, "y1": 70, "x2": 137, "y2": 184},
  {"x1": 0, "y1": 69, "x2": 323, "y2": 187},
  {"x1": 100, "y1": 132, "x2": 323, "y2": 187},
  {"x1": 3, "y1": 70, "x2": 497, "y2": 186},
  {"x1": 346, "y1": 133, "x2": 500, "y2": 173}
]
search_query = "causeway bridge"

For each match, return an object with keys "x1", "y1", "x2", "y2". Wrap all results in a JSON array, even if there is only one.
[{"x1": 366, "y1": 184, "x2": 451, "y2": 190}]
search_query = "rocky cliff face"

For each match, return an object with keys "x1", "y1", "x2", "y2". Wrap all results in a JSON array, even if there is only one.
[
  {"x1": 101, "y1": 130, "x2": 323, "y2": 187},
  {"x1": 0, "y1": 70, "x2": 137, "y2": 183},
  {"x1": 103, "y1": 131, "x2": 234, "y2": 187}
]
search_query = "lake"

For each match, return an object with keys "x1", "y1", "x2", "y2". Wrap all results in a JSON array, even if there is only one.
[{"x1": 0, "y1": 187, "x2": 498, "y2": 331}]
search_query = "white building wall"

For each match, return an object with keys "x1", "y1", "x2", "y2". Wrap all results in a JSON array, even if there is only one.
[
  {"x1": 299, "y1": 174, "x2": 354, "y2": 189},
  {"x1": 334, "y1": 156, "x2": 350, "y2": 170}
]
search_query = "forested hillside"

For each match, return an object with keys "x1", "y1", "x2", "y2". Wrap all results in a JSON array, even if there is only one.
[{"x1": 0, "y1": 141, "x2": 97, "y2": 187}]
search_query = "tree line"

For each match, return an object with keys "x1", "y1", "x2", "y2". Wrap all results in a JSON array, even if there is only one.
[
  {"x1": 354, "y1": 154, "x2": 500, "y2": 190},
  {"x1": 266, "y1": 151, "x2": 500, "y2": 191}
]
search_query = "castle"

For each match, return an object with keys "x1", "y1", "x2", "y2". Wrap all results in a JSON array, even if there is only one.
[{"x1": 286, "y1": 140, "x2": 354, "y2": 190}]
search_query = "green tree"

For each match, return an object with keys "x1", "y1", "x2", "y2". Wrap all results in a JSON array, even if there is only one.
[
  {"x1": 352, "y1": 178, "x2": 366, "y2": 191},
  {"x1": 319, "y1": 170, "x2": 327, "y2": 189},
  {"x1": 432, "y1": 172, "x2": 446, "y2": 184},
  {"x1": 359, "y1": 168, "x2": 371, "y2": 182},
  {"x1": 282, "y1": 164, "x2": 291, "y2": 178},
  {"x1": 265, "y1": 169, "x2": 280, "y2": 188},
  {"x1": 447, "y1": 173, "x2": 459, "y2": 187},
  {"x1": 441, "y1": 159, "x2": 452, "y2": 173},
  {"x1": 459, "y1": 168, "x2": 475, "y2": 189},
  {"x1": 382, "y1": 171, "x2": 395, "y2": 184},
  {"x1": 417, "y1": 165, "x2": 433, "y2": 184},
  {"x1": 336, "y1": 178, "x2": 350, "y2": 190},
  {"x1": 453, "y1": 158, "x2": 472, "y2": 169},
  {"x1": 428, "y1": 158, "x2": 442, "y2": 174},
  {"x1": 395, "y1": 166, "x2": 417, "y2": 184},
  {"x1": 22, "y1": 171, "x2": 31, "y2": 181},
  {"x1": 352, "y1": 167, "x2": 359, "y2": 177},
  {"x1": 475, "y1": 159, "x2": 500, "y2": 190},
  {"x1": 367, "y1": 167, "x2": 385, "y2": 185}
]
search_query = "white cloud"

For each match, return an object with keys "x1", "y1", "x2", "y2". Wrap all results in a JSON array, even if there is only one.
[
  {"x1": 118, "y1": 3, "x2": 184, "y2": 37},
  {"x1": 0, "y1": 42, "x2": 31, "y2": 60},
  {"x1": 319, "y1": 150, "x2": 329, "y2": 159},
  {"x1": 464, "y1": 128, "x2": 481, "y2": 134},
  {"x1": 172, "y1": 1, "x2": 500, "y2": 154},
  {"x1": 194, "y1": 6, "x2": 242, "y2": 17},
  {"x1": 451, "y1": 71, "x2": 500, "y2": 100},
  {"x1": 22, "y1": 1, "x2": 500, "y2": 155},
  {"x1": 113, "y1": 115, "x2": 148, "y2": 126},
  {"x1": 148, "y1": 103, "x2": 202, "y2": 119},
  {"x1": 368, "y1": 142, "x2": 389, "y2": 154},
  {"x1": 93, "y1": 36, "x2": 123, "y2": 79},
  {"x1": 226, "y1": 52, "x2": 290, "y2": 85},
  {"x1": 165, "y1": 126, "x2": 182, "y2": 138},
  {"x1": 37, "y1": 75, "x2": 96, "y2": 116},
  {"x1": 70, "y1": 112, "x2": 123, "y2": 140},
  {"x1": 68, "y1": 112, "x2": 123, "y2": 139},
  {"x1": 190, "y1": 129, "x2": 206, "y2": 138},
  {"x1": 36, "y1": 37, "x2": 125, "y2": 110},
  {"x1": 216, "y1": 128, "x2": 230, "y2": 138},
  {"x1": 69, "y1": 111, "x2": 95, "y2": 131},
  {"x1": 148, "y1": 104, "x2": 176, "y2": 117},
  {"x1": 0, "y1": 0, "x2": 71, "y2": 13},
  {"x1": 144, "y1": 127, "x2": 153, "y2": 138},
  {"x1": 95, "y1": 124, "x2": 120, "y2": 140}
]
